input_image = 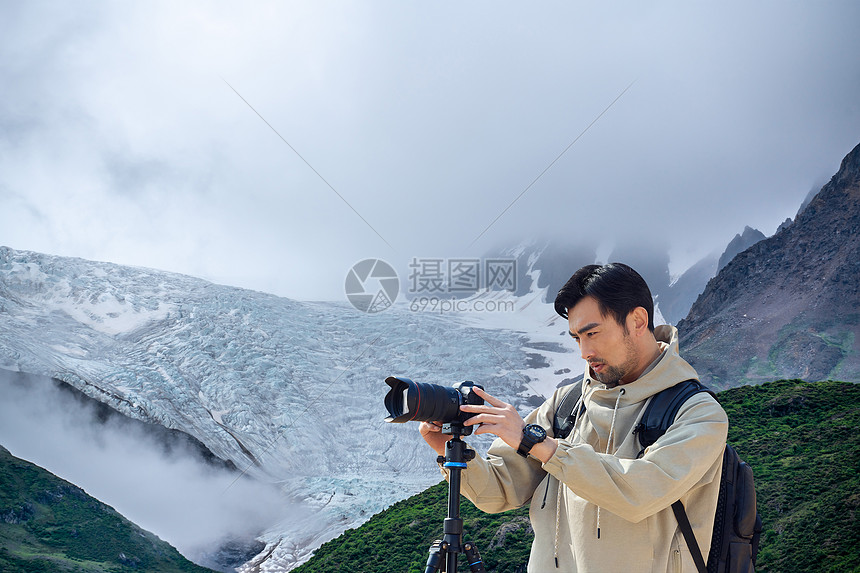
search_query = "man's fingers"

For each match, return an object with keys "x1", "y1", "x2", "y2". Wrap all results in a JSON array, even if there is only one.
[
  {"x1": 461, "y1": 404, "x2": 515, "y2": 418},
  {"x1": 460, "y1": 403, "x2": 494, "y2": 413},
  {"x1": 420, "y1": 421, "x2": 443, "y2": 434},
  {"x1": 463, "y1": 413, "x2": 511, "y2": 428},
  {"x1": 471, "y1": 386, "x2": 507, "y2": 408},
  {"x1": 471, "y1": 423, "x2": 495, "y2": 436}
]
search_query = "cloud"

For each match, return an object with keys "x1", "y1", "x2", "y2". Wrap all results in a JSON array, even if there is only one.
[
  {"x1": 1, "y1": 1, "x2": 859, "y2": 300},
  {"x1": 0, "y1": 369, "x2": 294, "y2": 566}
]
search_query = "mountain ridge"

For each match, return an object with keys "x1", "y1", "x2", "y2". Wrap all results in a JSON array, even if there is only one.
[
  {"x1": 484, "y1": 222, "x2": 768, "y2": 328},
  {"x1": 678, "y1": 141, "x2": 860, "y2": 387}
]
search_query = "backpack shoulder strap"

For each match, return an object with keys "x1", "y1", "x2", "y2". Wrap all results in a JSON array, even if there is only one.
[
  {"x1": 672, "y1": 500, "x2": 708, "y2": 573},
  {"x1": 552, "y1": 374, "x2": 584, "y2": 439},
  {"x1": 635, "y1": 379, "x2": 717, "y2": 573},
  {"x1": 633, "y1": 379, "x2": 715, "y2": 457}
]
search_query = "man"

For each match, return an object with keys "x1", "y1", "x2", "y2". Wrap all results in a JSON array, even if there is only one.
[{"x1": 421, "y1": 263, "x2": 728, "y2": 572}]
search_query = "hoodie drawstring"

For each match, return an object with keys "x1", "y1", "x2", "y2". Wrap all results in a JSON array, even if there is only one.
[{"x1": 597, "y1": 387, "x2": 625, "y2": 540}]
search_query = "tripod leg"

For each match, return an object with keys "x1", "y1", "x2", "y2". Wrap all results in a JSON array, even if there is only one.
[
  {"x1": 425, "y1": 539, "x2": 448, "y2": 573},
  {"x1": 424, "y1": 433, "x2": 479, "y2": 573},
  {"x1": 463, "y1": 542, "x2": 487, "y2": 573}
]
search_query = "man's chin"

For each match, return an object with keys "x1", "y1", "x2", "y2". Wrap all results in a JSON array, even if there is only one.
[{"x1": 593, "y1": 367, "x2": 623, "y2": 387}]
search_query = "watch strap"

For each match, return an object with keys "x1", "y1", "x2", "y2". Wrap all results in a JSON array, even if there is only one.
[{"x1": 517, "y1": 436, "x2": 537, "y2": 457}]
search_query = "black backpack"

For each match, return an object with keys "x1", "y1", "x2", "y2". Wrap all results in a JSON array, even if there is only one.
[{"x1": 552, "y1": 378, "x2": 763, "y2": 573}]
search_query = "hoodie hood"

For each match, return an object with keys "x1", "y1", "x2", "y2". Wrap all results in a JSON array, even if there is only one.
[{"x1": 583, "y1": 324, "x2": 699, "y2": 406}]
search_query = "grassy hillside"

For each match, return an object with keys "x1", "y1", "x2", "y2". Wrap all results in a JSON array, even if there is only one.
[
  {"x1": 0, "y1": 445, "x2": 215, "y2": 573},
  {"x1": 294, "y1": 380, "x2": 860, "y2": 573}
]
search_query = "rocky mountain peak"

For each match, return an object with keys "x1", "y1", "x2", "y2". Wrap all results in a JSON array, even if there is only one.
[
  {"x1": 678, "y1": 142, "x2": 860, "y2": 388},
  {"x1": 718, "y1": 226, "x2": 766, "y2": 271}
]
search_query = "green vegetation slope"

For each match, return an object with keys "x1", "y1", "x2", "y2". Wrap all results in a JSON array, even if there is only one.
[
  {"x1": 0, "y1": 445, "x2": 215, "y2": 573},
  {"x1": 294, "y1": 380, "x2": 860, "y2": 573}
]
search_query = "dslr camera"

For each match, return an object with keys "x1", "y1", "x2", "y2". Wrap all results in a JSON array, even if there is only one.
[{"x1": 383, "y1": 376, "x2": 484, "y2": 436}]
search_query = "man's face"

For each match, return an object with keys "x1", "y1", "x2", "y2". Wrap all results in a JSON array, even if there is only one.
[{"x1": 567, "y1": 296, "x2": 639, "y2": 386}]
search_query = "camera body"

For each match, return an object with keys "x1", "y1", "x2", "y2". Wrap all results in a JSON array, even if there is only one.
[{"x1": 384, "y1": 377, "x2": 484, "y2": 436}]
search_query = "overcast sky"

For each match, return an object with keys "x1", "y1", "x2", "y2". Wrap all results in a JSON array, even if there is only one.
[{"x1": 1, "y1": 1, "x2": 859, "y2": 301}]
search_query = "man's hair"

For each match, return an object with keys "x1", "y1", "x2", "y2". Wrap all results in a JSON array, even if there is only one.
[{"x1": 554, "y1": 263, "x2": 655, "y2": 332}]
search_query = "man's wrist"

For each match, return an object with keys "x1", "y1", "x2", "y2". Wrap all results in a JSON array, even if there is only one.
[{"x1": 529, "y1": 437, "x2": 559, "y2": 464}]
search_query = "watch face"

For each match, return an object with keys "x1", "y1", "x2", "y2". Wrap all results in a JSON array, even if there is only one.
[{"x1": 525, "y1": 424, "x2": 546, "y2": 440}]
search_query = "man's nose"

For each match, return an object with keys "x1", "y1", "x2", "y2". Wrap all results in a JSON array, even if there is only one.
[{"x1": 579, "y1": 340, "x2": 593, "y2": 361}]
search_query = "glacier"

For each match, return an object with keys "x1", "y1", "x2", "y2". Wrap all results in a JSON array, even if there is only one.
[{"x1": 0, "y1": 246, "x2": 577, "y2": 571}]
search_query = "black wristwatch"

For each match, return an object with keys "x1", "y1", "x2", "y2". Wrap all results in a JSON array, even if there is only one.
[{"x1": 517, "y1": 424, "x2": 547, "y2": 458}]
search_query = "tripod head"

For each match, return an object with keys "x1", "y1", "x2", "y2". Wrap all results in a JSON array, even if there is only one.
[
  {"x1": 440, "y1": 420, "x2": 471, "y2": 437},
  {"x1": 436, "y1": 429, "x2": 476, "y2": 468}
]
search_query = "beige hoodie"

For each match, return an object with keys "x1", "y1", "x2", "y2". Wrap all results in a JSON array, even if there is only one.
[{"x1": 450, "y1": 325, "x2": 728, "y2": 572}]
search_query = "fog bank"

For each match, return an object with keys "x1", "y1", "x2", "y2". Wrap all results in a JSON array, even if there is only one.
[{"x1": 0, "y1": 369, "x2": 296, "y2": 570}]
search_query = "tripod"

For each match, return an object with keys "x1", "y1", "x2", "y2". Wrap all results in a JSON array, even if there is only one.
[{"x1": 424, "y1": 423, "x2": 487, "y2": 573}]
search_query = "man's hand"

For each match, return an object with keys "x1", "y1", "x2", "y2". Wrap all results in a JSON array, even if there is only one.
[
  {"x1": 461, "y1": 386, "x2": 527, "y2": 449},
  {"x1": 462, "y1": 387, "x2": 559, "y2": 463},
  {"x1": 419, "y1": 387, "x2": 558, "y2": 463},
  {"x1": 419, "y1": 421, "x2": 451, "y2": 456},
  {"x1": 417, "y1": 387, "x2": 523, "y2": 456}
]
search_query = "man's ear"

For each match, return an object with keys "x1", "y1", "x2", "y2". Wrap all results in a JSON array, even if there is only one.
[{"x1": 627, "y1": 306, "x2": 650, "y2": 336}]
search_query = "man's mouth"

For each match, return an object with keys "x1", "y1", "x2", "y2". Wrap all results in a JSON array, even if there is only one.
[{"x1": 590, "y1": 362, "x2": 605, "y2": 373}]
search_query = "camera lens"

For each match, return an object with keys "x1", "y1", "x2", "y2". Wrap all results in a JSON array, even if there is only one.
[{"x1": 384, "y1": 377, "x2": 463, "y2": 424}]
